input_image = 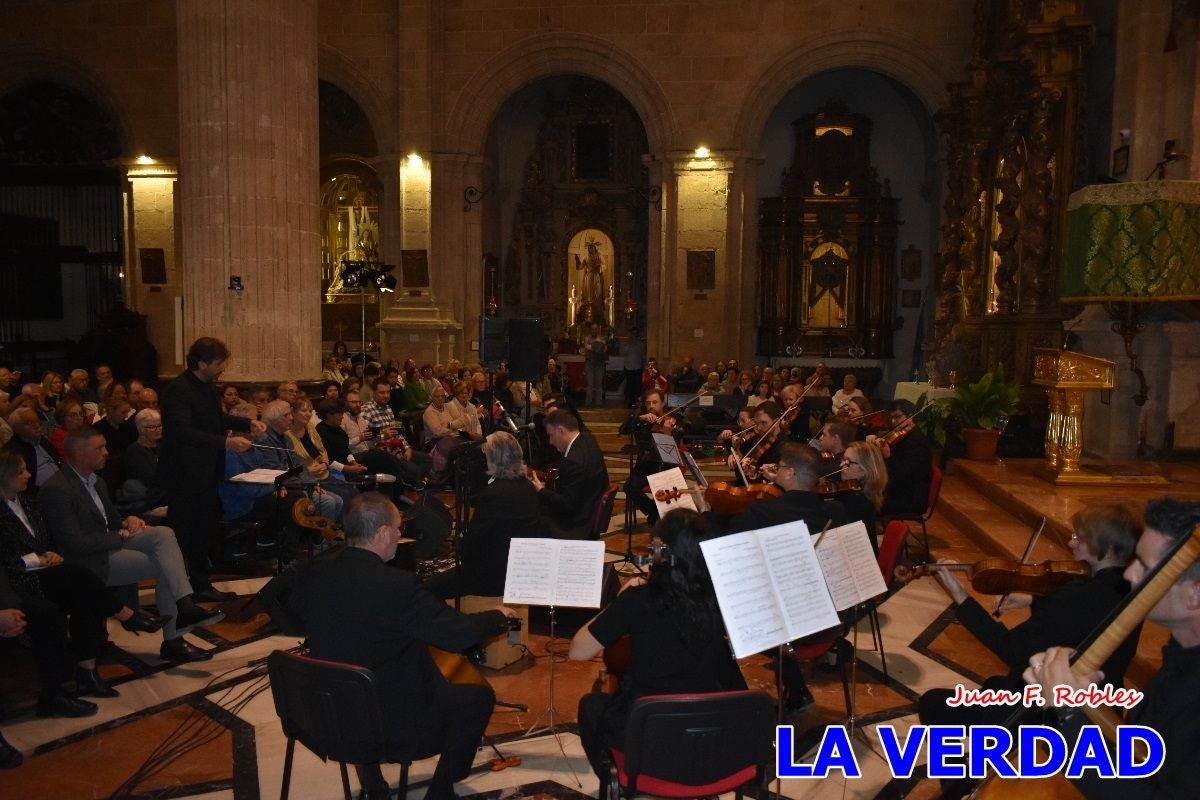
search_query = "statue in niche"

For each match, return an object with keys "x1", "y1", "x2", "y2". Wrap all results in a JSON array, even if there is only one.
[{"x1": 575, "y1": 239, "x2": 606, "y2": 308}]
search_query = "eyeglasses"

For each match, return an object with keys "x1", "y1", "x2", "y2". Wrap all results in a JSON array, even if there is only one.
[{"x1": 145, "y1": 424, "x2": 163, "y2": 430}]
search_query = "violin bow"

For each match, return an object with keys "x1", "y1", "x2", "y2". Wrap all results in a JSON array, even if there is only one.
[
  {"x1": 651, "y1": 387, "x2": 709, "y2": 425},
  {"x1": 993, "y1": 516, "x2": 1047, "y2": 617},
  {"x1": 742, "y1": 374, "x2": 821, "y2": 464}
]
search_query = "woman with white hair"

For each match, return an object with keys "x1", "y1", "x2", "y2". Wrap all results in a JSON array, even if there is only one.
[
  {"x1": 119, "y1": 408, "x2": 167, "y2": 516},
  {"x1": 423, "y1": 430, "x2": 545, "y2": 599}
]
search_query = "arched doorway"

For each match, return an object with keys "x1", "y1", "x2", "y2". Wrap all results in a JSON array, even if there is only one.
[
  {"x1": 481, "y1": 75, "x2": 651, "y2": 349},
  {"x1": 318, "y1": 79, "x2": 382, "y2": 351},
  {"x1": 755, "y1": 68, "x2": 939, "y2": 384}
]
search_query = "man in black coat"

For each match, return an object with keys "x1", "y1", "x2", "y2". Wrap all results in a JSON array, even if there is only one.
[
  {"x1": 290, "y1": 493, "x2": 518, "y2": 800},
  {"x1": 530, "y1": 408, "x2": 609, "y2": 539},
  {"x1": 873, "y1": 399, "x2": 932, "y2": 516},
  {"x1": 159, "y1": 338, "x2": 264, "y2": 599},
  {"x1": 729, "y1": 442, "x2": 848, "y2": 535}
]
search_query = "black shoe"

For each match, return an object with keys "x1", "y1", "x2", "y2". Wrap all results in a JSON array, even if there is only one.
[
  {"x1": 75, "y1": 667, "x2": 119, "y2": 699},
  {"x1": 120, "y1": 609, "x2": 171, "y2": 635},
  {"x1": 36, "y1": 690, "x2": 98, "y2": 718},
  {"x1": 159, "y1": 637, "x2": 213, "y2": 663},
  {"x1": 175, "y1": 604, "x2": 224, "y2": 631},
  {"x1": 191, "y1": 586, "x2": 237, "y2": 603},
  {"x1": 0, "y1": 733, "x2": 22, "y2": 769}
]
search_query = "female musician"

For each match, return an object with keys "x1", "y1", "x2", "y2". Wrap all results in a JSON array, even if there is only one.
[
  {"x1": 834, "y1": 441, "x2": 888, "y2": 553},
  {"x1": 917, "y1": 504, "x2": 1143, "y2": 731},
  {"x1": 570, "y1": 509, "x2": 746, "y2": 781},
  {"x1": 843, "y1": 396, "x2": 884, "y2": 439}
]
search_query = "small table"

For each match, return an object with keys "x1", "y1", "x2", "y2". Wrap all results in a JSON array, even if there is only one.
[{"x1": 893, "y1": 382, "x2": 954, "y2": 405}]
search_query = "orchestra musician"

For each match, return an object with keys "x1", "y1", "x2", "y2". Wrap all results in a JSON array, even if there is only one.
[
  {"x1": 570, "y1": 509, "x2": 746, "y2": 782},
  {"x1": 868, "y1": 399, "x2": 933, "y2": 516},
  {"x1": 842, "y1": 396, "x2": 884, "y2": 439},
  {"x1": 619, "y1": 388, "x2": 681, "y2": 525},
  {"x1": 1023, "y1": 498, "x2": 1200, "y2": 800},
  {"x1": 290, "y1": 492, "x2": 519, "y2": 800},
  {"x1": 530, "y1": 409, "x2": 609, "y2": 539},
  {"x1": 729, "y1": 442, "x2": 848, "y2": 535},
  {"x1": 918, "y1": 504, "x2": 1142, "y2": 735},
  {"x1": 834, "y1": 441, "x2": 888, "y2": 553},
  {"x1": 815, "y1": 419, "x2": 857, "y2": 480},
  {"x1": 728, "y1": 401, "x2": 785, "y2": 481}
]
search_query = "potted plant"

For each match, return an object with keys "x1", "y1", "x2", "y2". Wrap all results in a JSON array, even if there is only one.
[
  {"x1": 914, "y1": 392, "x2": 958, "y2": 468},
  {"x1": 945, "y1": 367, "x2": 1020, "y2": 460}
]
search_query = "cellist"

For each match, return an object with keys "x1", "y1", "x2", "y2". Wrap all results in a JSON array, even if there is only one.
[{"x1": 1024, "y1": 498, "x2": 1200, "y2": 799}]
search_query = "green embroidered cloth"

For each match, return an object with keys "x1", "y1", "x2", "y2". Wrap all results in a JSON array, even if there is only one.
[{"x1": 1062, "y1": 181, "x2": 1200, "y2": 302}]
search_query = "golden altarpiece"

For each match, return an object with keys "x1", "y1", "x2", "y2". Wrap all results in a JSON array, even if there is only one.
[
  {"x1": 757, "y1": 102, "x2": 899, "y2": 359},
  {"x1": 931, "y1": 1, "x2": 1092, "y2": 385}
]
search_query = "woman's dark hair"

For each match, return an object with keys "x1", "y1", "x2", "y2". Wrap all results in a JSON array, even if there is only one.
[
  {"x1": 647, "y1": 509, "x2": 723, "y2": 644},
  {"x1": 331, "y1": 340, "x2": 349, "y2": 358},
  {"x1": 320, "y1": 380, "x2": 341, "y2": 398}
]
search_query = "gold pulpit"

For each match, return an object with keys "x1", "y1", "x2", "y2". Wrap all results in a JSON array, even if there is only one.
[{"x1": 1033, "y1": 348, "x2": 1167, "y2": 486}]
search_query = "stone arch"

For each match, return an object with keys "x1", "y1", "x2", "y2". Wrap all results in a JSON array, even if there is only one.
[
  {"x1": 318, "y1": 44, "x2": 392, "y2": 154},
  {"x1": 0, "y1": 48, "x2": 133, "y2": 157},
  {"x1": 443, "y1": 33, "x2": 675, "y2": 156},
  {"x1": 733, "y1": 28, "x2": 950, "y2": 154}
]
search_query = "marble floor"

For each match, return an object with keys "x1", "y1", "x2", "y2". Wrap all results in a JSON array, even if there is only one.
[{"x1": 0, "y1": 411, "x2": 1183, "y2": 799}]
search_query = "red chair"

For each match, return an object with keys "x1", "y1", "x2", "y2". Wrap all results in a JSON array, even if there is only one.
[
  {"x1": 879, "y1": 465, "x2": 943, "y2": 559},
  {"x1": 603, "y1": 691, "x2": 775, "y2": 800},
  {"x1": 591, "y1": 482, "x2": 620, "y2": 539}
]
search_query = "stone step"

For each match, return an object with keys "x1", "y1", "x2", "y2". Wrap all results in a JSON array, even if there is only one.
[{"x1": 938, "y1": 469, "x2": 1072, "y2": 562}]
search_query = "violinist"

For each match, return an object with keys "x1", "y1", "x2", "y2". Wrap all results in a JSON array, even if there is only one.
[
  {"x1": 842, "y1": 396, "x2": 884, "y2": 439},
  {"x1": 815, "y1": 420, "x2": 857, "y2": 478},
  {"x1": 728, "y1": 401, "x2": 785, "y2": 481},
  {"x1": 729, "y1": 442, "x2": 848, "y2": 534},
  {"x1": 917, "y1": 504, "x2": 1142, "y2": 735},
  {"x1": 1024, "y1": 498, "x2": 1200, "y2": 800},
  {"x1": 868, "y1": 400, "x2": 932, "y2": 516},
  {"x1": 833, "y1": 441, "x2": 888, "y2": 554},
  {"x1": 570, "y1": 509, "x2": 746, "y2": 783},
  {"x1": 619, "y1": 388, "x2": 681, "y2": 525}
]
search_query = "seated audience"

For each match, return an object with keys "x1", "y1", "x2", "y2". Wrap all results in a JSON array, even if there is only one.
[
  {"x1": 119, "y1": 409, "x2": 167, "y2": 516},
  {"x1": 3, "y1": 407, "x2": 61, "y2": 493}
]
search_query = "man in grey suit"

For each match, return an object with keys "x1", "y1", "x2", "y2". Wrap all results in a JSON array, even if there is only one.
[{"x1": 40, "y1": 427, "x2": 223, "y2": 663}]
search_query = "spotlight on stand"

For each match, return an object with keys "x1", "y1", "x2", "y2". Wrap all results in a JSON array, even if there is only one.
[{"x1": 374, "y1": 262, "x2": 397, "y2": 292}]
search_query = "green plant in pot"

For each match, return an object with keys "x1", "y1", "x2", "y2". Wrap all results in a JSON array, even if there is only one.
[{"x1": 946, "y1": 366, "x2": 1020, "y2": 460}]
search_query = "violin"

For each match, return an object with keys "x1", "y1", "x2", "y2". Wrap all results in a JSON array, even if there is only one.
[
  {"x1": 815, "y1": 478, "x2": 862, "y2": 497},
  {"x1": 653, "y1": 487, "x2": 686, "y2": 504},
  {"x1": 894, "y1": 558, "x2": 1090, "y2": 596},
  {"x1": 703, "y1": 480, "x2": 784, "y2": 517}
]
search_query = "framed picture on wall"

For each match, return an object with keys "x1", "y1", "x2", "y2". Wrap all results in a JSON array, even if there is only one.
[
  {"x1": 1112, "y1": 145, "x2": 1130, "y2": 178},
  {"x1": 901, "y1": 289, "x2": 922, "y2": 308},
  {"x1": 686, "y1": 249, "x2": 716, "y2": 291}
]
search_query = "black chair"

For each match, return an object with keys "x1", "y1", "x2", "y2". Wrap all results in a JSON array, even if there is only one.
[
  {"x1": 268, "y1": 650, "x2": 414, "y2": 800},
  {"x1": 603, "y1": 690, "x2": 775, "y2": 800}
]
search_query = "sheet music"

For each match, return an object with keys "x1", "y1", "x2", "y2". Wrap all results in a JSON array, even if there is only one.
[
  {"x1": 229, "y1": 468, "x2": 288, "y2": 484},
  {"x1": 702, "y1": 534, "x2": 788, "y2": 658},
  {"x1": 699, "y1": 395, "x2": 714, "y2": 406},
  {"x1": 702, "y1": 522, "x2": 841, "y2": 658},
  {"x1": 503, "y1": 538, "x2": 605, "y2": 608},
  {"x1": 813, "y1": 521, "x2": 888, "y2": 610},
  {"x1": 645, "y1": 467, "x2": 697, "y2": 517},
  {"x1": 757, "y1": 523, "x2": 841, "y2": 640}
]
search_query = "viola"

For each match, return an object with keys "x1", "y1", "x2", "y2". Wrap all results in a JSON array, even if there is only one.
[
  {"x1": 703, "y1": 480, "x2": 784, "y2": 517},
  {"x1": 894, "y1": 557, "x2": 1090, "y2": 596}
]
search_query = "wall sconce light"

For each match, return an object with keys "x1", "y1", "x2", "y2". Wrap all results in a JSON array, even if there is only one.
[
  {"x1": 228, "y1": 275, "x2": 244, "y2": 296},
  {"x1": 694, "y1": 146, "x2": 711, "y2": 159},
  {"x1": 407, "y1": 152, "x2": 424, "y2": 168},
  {"x1": 135, "y1": 154, "x2": 155, "y2": 165}
]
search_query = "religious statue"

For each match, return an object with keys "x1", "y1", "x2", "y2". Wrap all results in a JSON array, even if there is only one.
[{"x1": 575, "y1": 239, "x2": 606, "y2": 308}]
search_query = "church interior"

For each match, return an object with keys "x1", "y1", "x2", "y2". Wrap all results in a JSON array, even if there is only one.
[{"x1": 2, "y1": 1, "x2": 1200, "y2": 798}]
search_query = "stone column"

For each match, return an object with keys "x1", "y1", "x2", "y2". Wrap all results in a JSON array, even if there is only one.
[{"x1": 176, "y1": 0, "x2": 320, "y2": 381}]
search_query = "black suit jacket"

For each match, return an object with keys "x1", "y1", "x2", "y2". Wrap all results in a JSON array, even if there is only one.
[
  {"x1": 730, "y1": 490, "x2": 848, "y2": 535},
  {"x1": 0, "y1": 493, "x2": 53, "y2": 599},
  {"x1": 3, "y1": 436, "x2": 62, "y2": 493},
  {"x1": 882, "y1": 428, "x2": 932, "y2": 515},
  {"x1": 290, "y1": 546, "x2": 509, "y2": 754},
  {"x1": 462, "y1": 477, "x2": 545, "y2": 595},
  {"x1": 159, "y1": 369, "x2": 251, "y2": 491},
  {"x1": 539, "y1": 431, "x2": 609, "y2": 539},
  {"x1": 39, "y1": 466, "x2": 125, "y2": 583}
]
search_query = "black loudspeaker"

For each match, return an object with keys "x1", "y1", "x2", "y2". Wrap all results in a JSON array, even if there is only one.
[
  {"x1": 480, "y1": 317, "x2": 508, "y2": 369},
  {"x1": 508, "y1": 317, "x2": 546, "y2": 380}
]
